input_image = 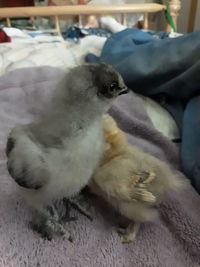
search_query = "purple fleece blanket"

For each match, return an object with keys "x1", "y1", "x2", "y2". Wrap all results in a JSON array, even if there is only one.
[{"x1": 0, "y1": 67, "x2": 200, "y2": 267}]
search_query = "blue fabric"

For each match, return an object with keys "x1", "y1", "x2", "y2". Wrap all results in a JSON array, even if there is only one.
[
  {"x1": 62, "y1": 26, "x2": 111, "y2": 42},
  {"x1": 86, "y1": 29, "x2": 200, "y2": 193},
  {"x1": 182, "y1": 96, "x2": 200, "y2": 191},
  {"x1": 146, "y1": 30, "x2": 170, "y2": 40}
]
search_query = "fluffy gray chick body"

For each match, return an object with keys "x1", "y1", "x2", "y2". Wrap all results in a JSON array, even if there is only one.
[
  {"x1": 6, "y1": 63, "x2": 127, "y2": 240},
  {"x1": 8, "y1": 119, "x2": 102, "y2": 210}
]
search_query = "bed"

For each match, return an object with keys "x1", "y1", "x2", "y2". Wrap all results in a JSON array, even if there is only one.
[{"x1": 1, "y1": 2, "x2": 200, "y2": 267}]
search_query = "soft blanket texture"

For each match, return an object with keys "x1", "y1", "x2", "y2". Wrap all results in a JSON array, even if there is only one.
[{"x1": 0, "y1": 67, "x2": 200, "y2": 267}]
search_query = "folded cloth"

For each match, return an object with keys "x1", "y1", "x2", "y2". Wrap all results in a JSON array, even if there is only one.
[{"x1": 86, "y1": 29, "x2": 200, "y2": 193}]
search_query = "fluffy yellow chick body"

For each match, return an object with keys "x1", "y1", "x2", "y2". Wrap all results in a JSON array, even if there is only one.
[{"x1": 89, "y1": 114, "x2": 183, "y2": 243}]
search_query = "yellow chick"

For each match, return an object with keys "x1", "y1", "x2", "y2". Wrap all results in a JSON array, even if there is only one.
[{"x1": 89, "y1": 114, "x2": 184, "y2": 243}]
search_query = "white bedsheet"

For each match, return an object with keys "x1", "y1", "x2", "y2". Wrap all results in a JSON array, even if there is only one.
[{"x1": 0, "y1": 35, "x2": 106, "y2": 76}]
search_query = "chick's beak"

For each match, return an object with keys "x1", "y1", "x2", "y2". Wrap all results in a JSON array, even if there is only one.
[{"x1": 118, "y1": 86, "x2": 129, "y2": 95}]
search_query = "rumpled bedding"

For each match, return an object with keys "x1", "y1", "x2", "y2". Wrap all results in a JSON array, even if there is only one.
[
  {"x1": 0, "y1": 66, "x2": 200, "y2": 267},
  {"x1": 0, "y1": 35, "x2": 106, "y2": 76},
  {"x1": 3, "y1": 27, "x2": 64, "y2": 44}
]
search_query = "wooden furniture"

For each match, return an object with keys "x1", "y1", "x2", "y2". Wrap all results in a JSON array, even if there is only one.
[
  {"x1": 0, "y1": 1, "x2": 181, "y2": 33},
  {"x1": 187, "y1": 0, "x2": 198, "y2": 33}
]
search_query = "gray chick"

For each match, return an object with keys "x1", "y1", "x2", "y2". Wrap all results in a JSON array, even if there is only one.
[{"x1": 6, "y1": 63, "x2": 128, "y2": 241}]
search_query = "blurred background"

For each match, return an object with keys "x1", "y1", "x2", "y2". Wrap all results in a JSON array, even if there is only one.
[{"x1": 0, "y1": 0, "x2": 199, "y2": 33}]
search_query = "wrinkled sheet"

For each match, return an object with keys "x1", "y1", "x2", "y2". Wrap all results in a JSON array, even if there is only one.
[
  {"x1": 0, "y1": 66, "x2": 199, "y2": 267},
  {"x1": 0, "y1": 35, "x2": 106, "y2": 76}
]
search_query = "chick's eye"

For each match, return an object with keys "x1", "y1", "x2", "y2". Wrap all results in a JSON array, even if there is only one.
[{"x1": 109, "y1": 82, "x2": 118, "y2": 91}]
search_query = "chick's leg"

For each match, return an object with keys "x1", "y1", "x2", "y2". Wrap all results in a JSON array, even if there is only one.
[
  {"x1": 120, "y1": 222, "x2": 140, "y2": 243},
  {"x1": 30, "y1": 205, "x2": 72, "y2": 241},
  {"x1": 62, "y1": 198, "x2": 78, "y2": 222},
  {"x1": 64, "y1": 194, "x2": 93, "y2": 221}
]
